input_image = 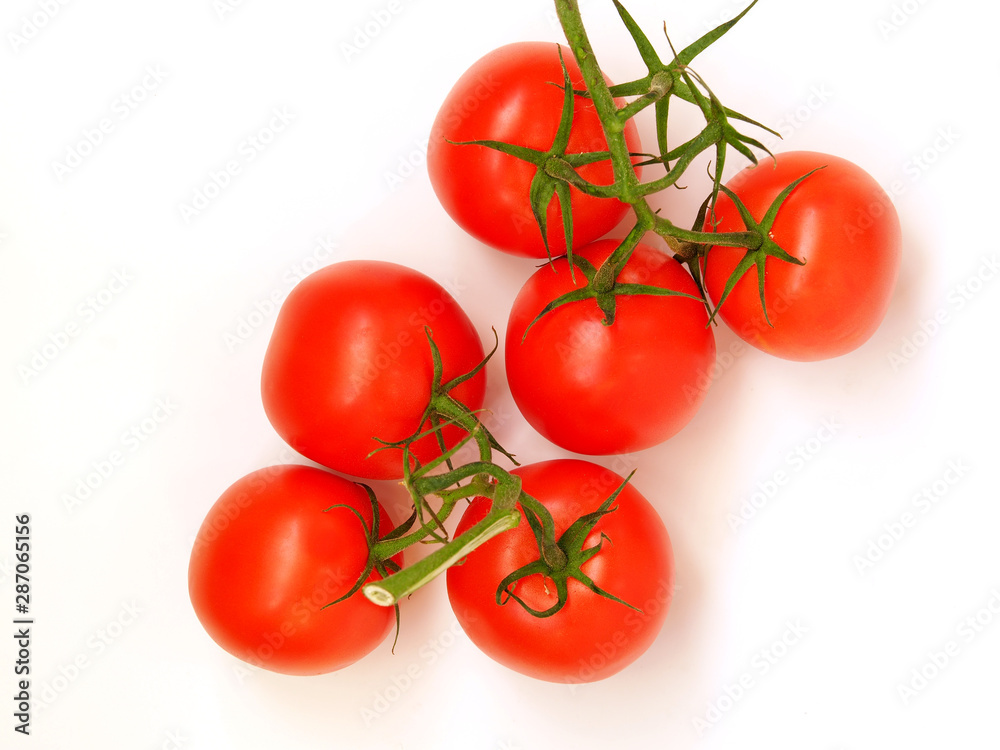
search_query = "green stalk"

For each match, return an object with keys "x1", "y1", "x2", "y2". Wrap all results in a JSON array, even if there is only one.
[
  {"x1": 364, "y1": 472, "x2": 526, "y2": 607},
  {"x1": 364, "y1": 506, "x2": 521, "y2": 606},
  {"x1": 555, "y1": 0, "x2": 778, "y2": 297},
  {"x1": 555, "y1": 0, "x2": 642, "y2": 205},
  {"x1": 637, "y1": 201, "x2": 759, "y2": 249},
  {"x1": 371, "y1": 493, "x2": 463, "y2": 562}
]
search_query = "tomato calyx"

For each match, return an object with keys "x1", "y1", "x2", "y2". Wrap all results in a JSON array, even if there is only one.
[
  {"x1": 598, "y1": 0, "x2": 776, "y2": 207},
  {"x1": 428, "y1": 326, "x2": 514, "y2": 461},
  {"x1": 521, "y1": 231, "x2": 702, "y2": 336},
  {"x1": 701, "y1": 167, "x2": 824, "y2": 326},
  {"x1": 554, "y1": 0, "x2": 778, "y2": 208},
  {"x1": 445, "y1": 45, "x2": 620, "y2": 270},
  {"x1": 496, "y1": 471, "x2": 642, "y2": 618},
  {"x1": 370, "y1": 327, "x2": 514, "y2": 479},
  {"x1": 350, "y1": 329, "x2": 527, "y2": 607},
  {"x1": 323, "y1": 483, "x2": 405, "y2": 649}
]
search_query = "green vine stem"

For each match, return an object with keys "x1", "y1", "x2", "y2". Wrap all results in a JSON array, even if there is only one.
[
  {"x1": 351, "y1": 328, "x2": 574, "y2": 610},
  {"x1": 555, "y1": 0, "x2": 766, "y2": 264},
  {"x1": 365, "y1": 501, "x2": 522, "y2": 607},
  {"x1": 353, "y1": 0, "x2": 809, "y2": 615},
  {"x1": 364, "y1": 456, "x2": 571, "y2": 607},
  {"x1": 452, "y1": 0, "x2": 807, "y2": 326},
  {"x1": 556, "y1": 0, "x2": 644, "y2": 207},
  {"x1": 446, "y1": 0, "x2": 791, "y2": 315}
]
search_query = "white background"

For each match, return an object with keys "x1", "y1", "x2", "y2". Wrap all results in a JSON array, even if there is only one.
[{"x1": 2, "y1": 0, "x2": 998, "y2": 748}]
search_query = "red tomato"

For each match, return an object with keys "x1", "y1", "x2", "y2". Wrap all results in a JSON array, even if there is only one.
[
  {"x1": 260, "y1": 261, "x2": 486, "y2": 480},
  {"x1": 702, "y1": 150, "x2": 902, "y2": 361},
  {"x1": 427, "y1": 41, "x2": 641, "y2": 259},
  {"x1": 188, "y1": 465, "x2": 401, "y2": 675},
  {"x1": 447, "y1": 459, "x2": 674, "y2": 683},
  {"x1": 505, "y1": 239, "x2": 716, "y2": 455}
]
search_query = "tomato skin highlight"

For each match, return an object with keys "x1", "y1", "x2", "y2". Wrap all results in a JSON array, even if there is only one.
[
  {"x1": 260, "y1": 260, "x2": 486, "y2": 480},
  {"x1": 446, "y1": 459, "x2": 673, "y2": 683},
  {"x1": 188, "y1": 465, "x2": 401, "y2": 676},
  {"x1": 427, "y1": 41, "x2": 641, "y2": 259},
  {"x1": 703, "y1": 150, "x2": 902, "y2": 361},
  {"x1": 505, "y1": 240, "x2": 716, "y2": 455}
]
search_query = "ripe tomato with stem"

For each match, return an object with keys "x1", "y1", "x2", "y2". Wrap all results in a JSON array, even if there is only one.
[
  {"x1": 260, "y1": 260, "x2": 487, "y2": 480},
  {"x1": 427, "y1": 41, "x2": 642, "y2": 259},
  {"x1": 447, "y1": 459, "x2": 674, "y2": 683},
  {"x1": 188, "y1": 465, "x2": 403, "y2": 676},
  {"x1": 505, "y1": 239, "x2": 716, "y2": 455},
  {"x1": 702, "y1": 151, "x2": 902, "y2": 361}
]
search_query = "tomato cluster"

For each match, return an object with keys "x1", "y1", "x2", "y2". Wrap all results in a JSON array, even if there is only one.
[{"x1": 188, "y1": 3, "x2": 901, "y2": 686}]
